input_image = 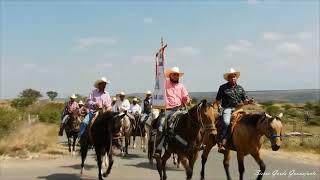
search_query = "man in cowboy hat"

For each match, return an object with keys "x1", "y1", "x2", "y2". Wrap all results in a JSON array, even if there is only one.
[
  {"x1": 111, "y1": 97, "x2": 117, "y2": 112},
  {"x1": 114, "y1": 92, "x2": 130, "y2": 113},
  {"x1": 140, "y1": 91, "x2": 152, "y2": 123},
  {"x1": 78, "y1": 77, "x2": 112, "y2": 138},
  {"x1": 216, "y1": 68, "x2": 254, "y2": 153},
  {"x1": 78, "y1": 100, "x2": 87, "y2": 117},
  {"x1": 59, "y1": 94, "x2": 79, "y2": 136},
  {"x1": 154, "y1": 66, "x2": 191, "y2": 156},
  {"x1": 129, "y1": 98, "x2": 142, "y2": 114}
]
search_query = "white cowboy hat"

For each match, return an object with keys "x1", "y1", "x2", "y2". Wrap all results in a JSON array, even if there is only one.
[
  {"x1": 70, "y1": 94, "x2": 77, "y2": 99},
  {"x1": 146, "y1": 90, "x2": 152, "y2": 95},
  {"x1": 112, "y1": 97, "x2": 117, "y2": 101},
  {"x1": 223, "y1": 68, "x2": 240, "y2": 81},
  {"x1": 94, "y1": 77, "x2": 111, "y2": 88},
  {"x1": 132, "y1": 97, "x2": 138, "y2": 102},
  {"x1": 78, "y1": 100, "x2": 84, "y2": 105},
  {"x1": 119, "y1": 91, "x2": 125, "y2": 96},
  {"x1": 165, "y1": 66, "x2": 184, "y2": 78}
]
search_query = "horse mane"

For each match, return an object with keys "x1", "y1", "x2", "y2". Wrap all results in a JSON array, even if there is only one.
[
  {"x1": 93, "y1": 111, "x2": 117, "y2": 127},
  {"x1": 241, "y1": 113, "x2": 265, "y2": 127}
]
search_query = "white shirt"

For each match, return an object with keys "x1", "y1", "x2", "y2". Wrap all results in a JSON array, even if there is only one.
[
  {"x1": 129, "y1": 104, "x2": 142, "y2": 114},
  {"x1": 115, "y1": 99, "x2": 130, "y2": 112}
]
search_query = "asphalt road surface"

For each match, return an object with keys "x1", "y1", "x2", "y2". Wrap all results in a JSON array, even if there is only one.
[{"x1": 1, "y1": 138, "x2": 319, "y2": 180}]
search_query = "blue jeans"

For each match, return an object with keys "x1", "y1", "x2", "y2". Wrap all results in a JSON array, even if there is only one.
[
  {"x1": 158, "y1": 109, "x2": 175, "y2": 132},
  {"x1": 219, "y1": 108, "x2": 235, "y2": 141},
  {"x1": 61, "y1": 114, "x2": 70, "y2": 124},
  {"x1": 79, "y1": 111, "x2": 94, "y2": 138}
]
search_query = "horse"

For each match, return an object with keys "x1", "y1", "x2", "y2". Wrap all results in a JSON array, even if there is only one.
[
  {"x1": 155, "y1": 100, "x2": 217, "y2": 180},
  {"x1": 64, "y1": 114, "x2": 81, "y2": 156},
  {"x1": 216, "y1": 111, "x2": 284, "y2": 180},
  {"x1": 119, "y1": 113, "x2": 134, "y2": 156},
  {"x1": 79, "y1": 111, "x2": 126, "y2": 180},
  {"x1": 131, "y1": 112, "x2": 147, "y2": 152}
]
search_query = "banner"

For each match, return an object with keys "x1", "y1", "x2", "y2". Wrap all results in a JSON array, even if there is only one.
[{"x1": 152, "y1": 40, "x2": 167, "y2": 109}]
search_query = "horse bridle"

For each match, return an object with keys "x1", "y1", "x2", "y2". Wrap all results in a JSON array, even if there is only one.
[
  {"x1": 195, "y1": 102, "x2": 215, "y2": 133},
  {"x1": 260, "y1": 115, "x2": 282, "y2": 140}
]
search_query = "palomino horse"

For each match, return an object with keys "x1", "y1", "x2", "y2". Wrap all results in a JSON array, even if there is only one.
[
  {"x1": 217, "y1": 112, "x2": 283, "y2": 180},
  {"x1": 131, "y1": 112, "x2": 147, "y2": 152},
  {"x1": 64, "y1": 114, "x2": 81, "y2": 156},
  {"x1": 155, "y1": 100, "x2": 216, "y2": 180},
  {"x1": 80, "y1": 111, "x2": 126, "y2": 180}
]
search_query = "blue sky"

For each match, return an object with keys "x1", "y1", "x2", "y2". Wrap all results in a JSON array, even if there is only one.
[{"x1": 1, "y1": 0, "x2": 319, "y2": 99}]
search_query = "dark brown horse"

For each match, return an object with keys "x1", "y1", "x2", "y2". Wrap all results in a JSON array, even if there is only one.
[
  {"x1": 131, "y1": 112, "x2": 147, "y2": 151},
  {"x1": 155, "y1": 100, "x2": 216, "y2": 180},
  {"x1": 64, "y1": 114, "x2": 81, "y2": 156},
  {"x1": 80, "y1": 111, "x2": 126, "y2": 180}
]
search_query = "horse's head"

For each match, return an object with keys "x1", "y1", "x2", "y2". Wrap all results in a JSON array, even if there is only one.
[
  {"x1": 112, "y1": 112, "x2": 127, "y2": 132},
  {"x1": 257, "y1": 112, "x2": 283, "y2": 151},
  {"x1": 189, "y1": 99, "x2": 219, "y2": 133}
]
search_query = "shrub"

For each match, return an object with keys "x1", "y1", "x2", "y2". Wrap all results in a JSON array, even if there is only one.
[
  {"x1": 265, "y1": 105, "x2": 281, "y2": 116},
  {"x1": 304, "y1": 102, "x2": 314, "y2": 110},
  {"x1": 28, "y1": 102, "x2": 64, "y2": 124},
  {"x1": 0, "y1": 108, "x2": 23, "y2": 138}
]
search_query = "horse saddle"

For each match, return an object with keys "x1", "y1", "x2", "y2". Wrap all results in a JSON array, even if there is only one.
[{"x1": 168, "y1": 110, "x2": 187, "y2": 130}]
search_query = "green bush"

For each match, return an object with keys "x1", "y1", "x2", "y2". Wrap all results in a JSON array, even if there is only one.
[
  {"x1": 0, "y1": 108, "x2": 22, "y2": 138},
  {"x1": 28, "y1": 102, "x2": 64, "y2": 124},
  {"x1": 304, "y1": 102, "x2": 314, "y2": 110},
  {"x1": 10, "y1": 98, "x2": 34, "y2": 109},
  {"x1": 283, "y1": 104, "x2": 293, "y2": 110},
  {"x1": 265, "y1": 105, "x2": 281, "y2": 116}
]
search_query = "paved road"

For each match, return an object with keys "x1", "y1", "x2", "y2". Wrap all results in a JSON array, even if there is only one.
[{"x1": 1, "y1": 139, "x2": 319, "y2": 180}]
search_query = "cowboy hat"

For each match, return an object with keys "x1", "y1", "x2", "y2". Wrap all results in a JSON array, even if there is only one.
[
  {"x1": 78, "y1": 100, "x2": 84, "y2": 105},
  {"x1": 119, "y1": 92, "x2": 125, "y2": 96},
  {"x1": 94, "y1": 77, "x2": 110, "y2": 88},
  {"x1": 146, "y1": 90, "x2": 152, "y2": 95},
  {"x1": 70, "y1": 94, "x2": 77, "y2": 99},
  {"x1": 132, "y1": 97, "x2": 138, "y2": 102},
  {"x1": 112, "y1": 97, "x2": 117, "y2": 101},
  {"x1": 223, "y1": 68, "x2": 240, "y2": 81},
  {"x1": 165, "y1": 66, "x2": 184, "y2": 78}
]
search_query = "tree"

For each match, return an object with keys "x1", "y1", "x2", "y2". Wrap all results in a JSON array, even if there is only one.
[
  {"x1": 19, "y1": 88, "x2": 42, "y2": 102},
  {"x1": 191, "y1": 97, "x2": 198, "y2": 105},
  {"x1": 46, "y1": 91, "x2": 58, "y2": 101},
  {"x1": 10, "y1": 98, "x2": 34, "y2": 109}
]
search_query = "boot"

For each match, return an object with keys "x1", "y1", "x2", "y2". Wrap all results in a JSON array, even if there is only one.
[
  {"x1": 218, "y1": 138, "x2": 227, "y2": 153},
  {"x1": 58, "y1": 123, "x2": 64, "y2": 136}
]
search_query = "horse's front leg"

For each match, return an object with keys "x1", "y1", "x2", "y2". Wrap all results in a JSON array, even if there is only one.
[
  {"x1": 180, "y1": 155, "x2": 192, "y2": 180},
  {"x1": 237, "y1": 152, "x2": 245, "y2": 180},
  {"x1": 80, "y1": 139, "x2": 89, "y2": 175},
  {"x1": 72, "y1": 134, "x2": 77, "y2": 155},
  {"x1": 95, "y1": 147, "x2": 103, "y2": 180},
  {"x1": 155, "y1": 152, "x2": 163, "y2": 180},
  {"x1": 223, "y1": 150, "x2": 232, "y2": 180},
  {"x1": 161, "y1": 150, "x2": 171, "y2": 180},
  {"x1": 188, "y1": 151, "x2": 198, "y2": 179},
  {"x1": 251, "y1": 151, "x2": 266, "y2": 180},
  {"x1": 201, "y1": 135, "x2": 215, "y2": 180},
  {"x1": 67, "y1": 136, "x2": 71, "y2": 153}
]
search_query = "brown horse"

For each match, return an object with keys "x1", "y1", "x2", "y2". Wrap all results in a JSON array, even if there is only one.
[
  {"x1": 155, "y1": 100, "x2": 217, "y2": 180},
  {"x1": 64, "y1": 114, "x2": 81, "y2": 156},
  {"x1": 217, "y1": 112, "x2": 283, "y2": 180}
]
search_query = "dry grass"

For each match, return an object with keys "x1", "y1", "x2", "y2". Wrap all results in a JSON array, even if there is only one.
[{"x1": 0, "y1": 122, "x2": 68, "y2": 158}]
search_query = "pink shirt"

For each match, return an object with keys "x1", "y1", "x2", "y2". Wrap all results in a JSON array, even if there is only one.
[
  {"x1": 87, "y1": 89, "x2": 112, "y2": 112},
  {"x1": 65, "y1": 101, "x2": 79, "y2": 114},
  {"x1": 165, "y1": 79, "x2": 190, "y2": 109}
]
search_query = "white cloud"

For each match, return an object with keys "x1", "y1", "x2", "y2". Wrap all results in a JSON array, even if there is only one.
[
  {"x1": 275, "y1": 42, "x2": 303, "y2": 55},
  {"x1": 143, "y1": 17, "x2": 153, "y2": 24},
  {"x1": 95, "y1": 63, "x2": 113, "y2": 68},
  {"x1": 174, "y1": 46, "x2": 200, "y2": 56},
  {"x1": 295, "y1": 32, "x2": 312, "y2": 40},
  {"x1": 262, "y1": 31, "x2": 312, "y2": 41},
  {"x1": 262, "y1": 32, "x2": 284, "y2": 41},
  {"x1": 22, "y1": 63, "x2": 37, "y2": 69},
  {"x1": 76, "y1": 37, "x2": 117, "y2": 49},
  {"x1": 225, "y1": 40, "x2": 254, "y2": 56},
  {"x1": 131, "y1": 55, "x2": 154, "y2": 64},
  {"x1": 247, "y1": 0, "x2": 259, "y2": 5}
]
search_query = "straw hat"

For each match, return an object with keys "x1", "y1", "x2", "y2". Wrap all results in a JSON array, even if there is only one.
[
  {"x1": 146, "y1": 90, "x2": 152, "y2": 95},
  {"x1": 165, "y1": 66, "x2": 184, "y2": 78},
  {"x1": 223, "y1": 68, "x2": 240, "y2": 81},
  {"x1": 119, "y1": 92, "x2": 125, "y2": 96},
  {"x1": 112, "y1": 97, "x2": 117, "y2": 101},
  {"x1": 94, "y1": 77, "x2": 110, "y2": 88},
  {"x1": 70, "y1": 94, "x2": 77, "y2": 99},
  {"x1": 78, "y1": 100, "x2": 84, "y2": 105},
  {"x1": 132, "y1": 98, "x2": 138, "y2": 102}
]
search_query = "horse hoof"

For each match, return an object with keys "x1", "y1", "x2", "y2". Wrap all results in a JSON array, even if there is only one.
[
  {"x1": 143, "y1": 148, "x2": 146, "y2": 153},
  {"x1": 102, "y1": 172, "x2": 109, "y2": 177},
  {"x1": 72, "y1": 151, "x2": 76, "y2": 156}
]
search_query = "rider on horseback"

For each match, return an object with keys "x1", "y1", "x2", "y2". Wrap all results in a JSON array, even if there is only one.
[
  {"x1": 154, "y1": 66, "x2": 191, "y2": 157},
  {"x1": 78, "y1": 100, "x2": 88, "y2": 117},
  {"x1": 114, "y1": 92, "x2": 130, "y2": 113},
  {"x1": 78, "y1": 77, "x2": 112, "y2": 138},
  {"x1": 59, "y1": 94, "x2": 79, "y2": 136},
  {"x1": 129, "y1": 98, "x2": 142, "y2": 115},
  {"x1": 216, "y1": 68, "x2": 254, "y2": 153},
  {"x1": 140, "y1": 91, "x2": 152, "y2": 124}
]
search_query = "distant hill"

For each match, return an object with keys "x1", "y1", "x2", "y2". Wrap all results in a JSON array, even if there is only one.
[{"x1": 129, "y1": 89, "x2": 320, "y2": 103}]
